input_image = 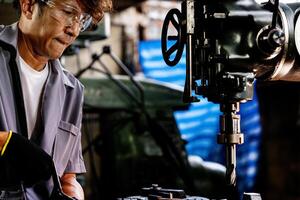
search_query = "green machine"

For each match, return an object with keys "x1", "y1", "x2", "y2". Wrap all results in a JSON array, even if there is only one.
[
  {"x1": 82, "y1": 75, "x2": 186, "y2": 110},
  {"x1": 80, "y1": 76, "x2": 226, "y2": 200}
]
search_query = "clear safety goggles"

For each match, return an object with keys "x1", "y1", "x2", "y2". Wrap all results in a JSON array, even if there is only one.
[{"x1": 41, "y1": 0, "x2": 93, "y2": 32}]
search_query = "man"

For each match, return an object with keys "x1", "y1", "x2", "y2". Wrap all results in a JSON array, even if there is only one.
[{"x1": 0, "y1": 0, "x2": 111, "y2": 199}]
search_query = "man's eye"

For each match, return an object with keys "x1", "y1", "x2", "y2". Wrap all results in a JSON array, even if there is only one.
[{"x1": 63, "y1": 9, "x2": 74, "y2": 15}]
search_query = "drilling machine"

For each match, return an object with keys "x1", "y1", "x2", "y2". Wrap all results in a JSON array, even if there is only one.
[{"x1": 161, "y1": 0, "x2": 300, "y2": 199}]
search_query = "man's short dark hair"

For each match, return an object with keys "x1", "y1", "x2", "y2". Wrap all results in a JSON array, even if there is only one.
[
  {"x1": 13, "y1": 0, "x2": 113, "y2": 24},
  {"x1": 79, "y1": 0, "x2": 113, "y2": 24}
]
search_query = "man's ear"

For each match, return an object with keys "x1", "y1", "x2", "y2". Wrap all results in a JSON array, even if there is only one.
[{"x1": 19, "y1": 0, "x2": 35, "y2": 19}]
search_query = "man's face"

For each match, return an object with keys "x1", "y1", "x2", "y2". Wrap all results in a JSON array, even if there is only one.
[{"x1": 26, "y1": 0, "x2": 85, "y2": 59}]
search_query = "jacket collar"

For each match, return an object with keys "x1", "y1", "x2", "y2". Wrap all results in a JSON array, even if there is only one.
[
  {"x1": 0, "y1": 23, "x2": 75, "y2": 89},
  {"x1": 52, "y1": 59, "x2": 75, "y2": 88},
  {"x1": 0, "y1": 22, "x2": 18, "y2": 48}
]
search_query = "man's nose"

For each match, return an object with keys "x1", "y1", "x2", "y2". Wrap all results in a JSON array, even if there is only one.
[{"x1": 65, "y1": 22, "x2": 80, "y2": 38}]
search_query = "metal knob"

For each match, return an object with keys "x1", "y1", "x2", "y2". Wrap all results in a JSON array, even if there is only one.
[{"x1": 268, "y1": 28, "x2": 285, "y2": 48}]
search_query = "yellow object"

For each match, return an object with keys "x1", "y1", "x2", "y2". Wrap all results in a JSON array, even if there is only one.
[{"x1": 1, "y1": 130, "x2": 12, "y2": 156}]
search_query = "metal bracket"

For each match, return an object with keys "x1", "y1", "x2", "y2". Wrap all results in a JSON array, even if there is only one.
[{"x1": 217, "y1": 133, "x2": 244, "y2": 144}]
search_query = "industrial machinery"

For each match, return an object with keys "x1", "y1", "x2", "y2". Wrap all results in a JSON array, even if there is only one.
[
  {"x1": 161, "y1": 0, "x2": 300, "y2": 199},
  {"x1": 120, "y1": 184, "x2": 208, "y2": 200}
]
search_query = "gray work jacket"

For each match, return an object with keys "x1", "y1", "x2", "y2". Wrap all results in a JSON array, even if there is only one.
[{"x1": 0, "y1": 23, "x2": 86, "y2": 199}]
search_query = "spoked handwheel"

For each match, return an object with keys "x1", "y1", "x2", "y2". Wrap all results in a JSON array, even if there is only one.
[{"x1": 161, "y1": 8, "x2": 185, "y2": 67}]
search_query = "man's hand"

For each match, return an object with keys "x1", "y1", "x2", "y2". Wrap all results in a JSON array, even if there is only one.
[
  {"x1": 61, "y1": 173, "x2": 84, "y2": 200},
  {"x1": 0, "y1": 132, "x2": 9, "y2": 153}
]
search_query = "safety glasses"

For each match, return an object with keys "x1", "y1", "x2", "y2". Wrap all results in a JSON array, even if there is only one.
[{"x1": 40, "y1": 0, "x2": 93, "y2": 32}]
